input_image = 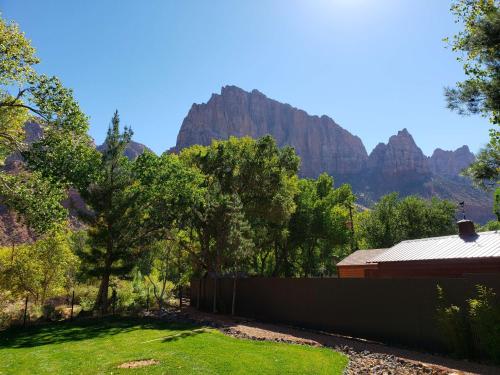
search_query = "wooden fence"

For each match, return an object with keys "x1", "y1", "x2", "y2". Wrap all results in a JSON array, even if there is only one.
[{"x1": 190, "y1": 275, "x2": 500, "y2": 354}]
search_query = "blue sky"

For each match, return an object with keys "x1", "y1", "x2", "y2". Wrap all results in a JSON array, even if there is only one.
[{"x1": 1, "y1": 0, "x2": 490, "y2": 155}]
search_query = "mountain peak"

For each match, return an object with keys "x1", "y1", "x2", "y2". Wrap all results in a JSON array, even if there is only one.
[
  {"x1": 429, "y1": 145, "x2": 475, "y2": 176},
  {"x1": 175, "y1": 86, "x2": 368, "y2": 176},
  {"x1": 367, "y1": 129, "x2": 429, "y2": 178},
  {"x1": 172, "y1": 86, "x2": 492, "y2": 223},
  {"x1": 397, "y1": 128, "x2": 410, "y2": 136}
]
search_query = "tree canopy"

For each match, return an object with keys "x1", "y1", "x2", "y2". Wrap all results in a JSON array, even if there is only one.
[
  {"x1": 445, "y1": 0, "x2": 500, "y2": 218},
  {"x1": 0, "y1": 15, "x2": 93, "y2": 233},
  {"x1": 357, "y1": 193, "x2": 457, "y2": 249}
]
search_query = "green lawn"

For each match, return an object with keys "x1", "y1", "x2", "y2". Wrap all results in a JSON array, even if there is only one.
[{"x1": 0, "y1": 317, "x2": 348, "y2": 374}]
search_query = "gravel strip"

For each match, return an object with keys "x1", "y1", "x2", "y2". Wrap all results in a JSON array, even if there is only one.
[
  {"x1": 222, "y1": 326, "x2": 447, "y2": 375},
  {"x1": 177, "y1": 308, "x2": 499, "y2": 375}
]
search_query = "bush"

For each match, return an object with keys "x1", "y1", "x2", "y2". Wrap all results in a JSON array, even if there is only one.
[
  {"x1": 468, "y1": 285, "x2": 500, "y2": 363},
  {"x1": 42, "y1": 304, "x2": 56, "y2": 320},
  {"x1": 436, "y1": 284, "x2": 500, "y2": 364},
  {"x1": 436, "y1": 285, "x2": 471, "y2": 358},
  {"x1": 0, "y1": 291, "x2": 17, "y2": 329},
  {"x1": 74, "y1": 283, "x2": 99, "y2": 312},
  {"x1": 109, "y1": 277, "x2": 150, "y2": 313}
]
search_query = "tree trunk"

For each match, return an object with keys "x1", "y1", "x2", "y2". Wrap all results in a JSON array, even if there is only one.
[
  {"x1": 95, "y1": 269, "x2": 111, "y2": 314},
  {"x1": 158, "y1": 296, "x2": 163, "y2": 312},
  {"x1": 196, "y1": 278, "x2": 201, "y2": 309},
  {"x1": 212, "y1": 276, "x2": 217, "y2": 313},
  {"x1": 179, "y1": 287, "x2": 183, "y2": 311},
  {"x1": 231, "y1": 277, "x2": 237, "y2": 316}
]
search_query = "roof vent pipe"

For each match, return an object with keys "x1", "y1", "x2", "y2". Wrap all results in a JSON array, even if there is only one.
[{"x1": 457, "y1": 219, "x2": 476, "y2": 237}]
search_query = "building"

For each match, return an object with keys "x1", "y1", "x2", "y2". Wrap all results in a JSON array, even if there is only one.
[
  {"x1": 336, "y1": 248, "x2": 387, "y2": 278},
  {"x1": 337, "y1": 220, "x2": 500, "y2": 278}
]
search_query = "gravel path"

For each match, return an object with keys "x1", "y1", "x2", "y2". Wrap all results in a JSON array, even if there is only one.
[{"x1": 180, "y1": 308, "x2": 499, "y2": 375}]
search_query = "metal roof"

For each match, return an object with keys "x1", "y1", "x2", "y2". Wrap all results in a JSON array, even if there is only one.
[
  {"x1": 369, "y1": 231, "x2": 500, "y2": 263},
  {"x1": 337, "y1": 248, "x2": 388, "y2": 266}
]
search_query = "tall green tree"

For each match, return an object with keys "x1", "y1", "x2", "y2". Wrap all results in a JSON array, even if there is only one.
[
  {"x1": 445, "y1": 0, "x2": 500, "y2": 216},
  {"x1": 445, "y1": 0, "x2": 500, "y2": 125},
  {"x1": 180, "y1": 136, "x2": 299, "y2": 279},
  {"x1": 29, "y1": 110, "x2": 204, "y2": 312},
  {"x1": 76, "y1": 112, "x2": 134, "y2": 312},
  {"x1": 0, "y1": 15, "x2": 92, "y2": 233},
  {"x1": 285, "y1": 174, "x2": 354, "y2": 277}
]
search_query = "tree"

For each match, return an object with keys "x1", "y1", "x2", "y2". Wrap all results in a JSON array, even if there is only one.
[
  {"x1": 75, "y1": 112, "x2": 134, "y2": 312},
  {"x1": 286, "y1": 174, "x2": 354, "y2": 277},
  {"x1": 0, "y1": 229, "x2": 79, "y2": 305},
  {"x1": 357, "y1": 194, "x2": 457, "y2": 249},
  {"x1": 445, "y1": 0, "x2": 500, "y2": 217},
  {"x1": 179, "y1": 136, "x2": 298, "y2": 312},
  {"x1": 32, "y1": 110, "x2": 204, "y2": 315},
  {"x1": 0, "y1": 15, "x2": 92, "y2": 233},
  {"x1": 445, "y1": 0, "x2": 500, "y2": 125},
  {"x1": 180, "y1": 136, "x2": 299, "y2": 278}
]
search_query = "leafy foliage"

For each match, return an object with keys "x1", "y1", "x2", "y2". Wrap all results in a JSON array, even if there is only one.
[
  {"x1": 180, "y1": 136, "x2": 299, "y2": 278},
  {"x1": 468, "y1": 285, "x2": 500, "y2": 362},
  {"x1": 445, "y1": 0, "x2": 500, "y2": 125},
  {"x1": 0, "y1": 229, "x2": 79, "y2": 304},
  {"x1": 436, "y1": 284, "x2": 500, "y2": 363},
  {"x1": 357, "y1": 193, "x2": 457, "y2": 248},
  {"x1": 0, "y1": 15, "x2": 93, "y2": 233},
  {"x1": 445, "y1": 1, "x2": 500, "y2": 216},
  {"x1": 436, "y1": 285, "x2": 471, "y2": 358},
  {"x1": 285, "y1": 174, "x2": 354, "y2": 277}
]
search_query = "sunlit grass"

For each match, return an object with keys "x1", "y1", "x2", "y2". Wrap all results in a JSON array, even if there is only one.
[{"x1": 0, "y1": 317, "x2": 348, "y2": 374}]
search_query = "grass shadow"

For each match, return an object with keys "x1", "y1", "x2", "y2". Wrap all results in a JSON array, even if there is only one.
[
  {"x1": 0, "y1": 317, "x2": 201, "y2": 349},
  {"x1": 161, "y1": 328, "x2": 208, "y2": 343}
]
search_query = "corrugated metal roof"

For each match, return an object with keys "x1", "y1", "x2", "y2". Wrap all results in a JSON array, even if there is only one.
[
  {"x1": 337, "y1": 248, "x2": 388, "y2": 266},
  {"x1": 369, "y1": 231, "x2": 500, "y2": 263}
]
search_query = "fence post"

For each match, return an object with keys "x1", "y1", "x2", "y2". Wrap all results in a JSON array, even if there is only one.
[
  {"x1": 70, "y1": 290, "x2": 75, "y2": 320},
  {"x1": 22, "y1": 295, "x2": 28, "y2": 328}
]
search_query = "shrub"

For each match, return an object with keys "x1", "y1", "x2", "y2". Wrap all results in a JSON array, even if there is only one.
[
  {"x1": 436, "y1": 285, "x2": 471, "y2": 358},
  {"x1": 468, "y1": 285, "x2": 500, "y2": 363},
  {"x1": 42, "y1": 304, "x2": 56, "y2": 320},
  {"x1": 74, "y1": 283, "x2": 99, "y2": 312}
]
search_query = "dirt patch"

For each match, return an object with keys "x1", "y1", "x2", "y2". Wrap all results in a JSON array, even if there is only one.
[{"x1": 117, "y1": 359, "x2": 159, "y2": 369}]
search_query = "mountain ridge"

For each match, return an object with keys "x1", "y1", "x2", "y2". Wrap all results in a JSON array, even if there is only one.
[
  {"x1": 174, "y1": 86, "x2": 493, "y2": 223},
  {"x1": 0, "y1": 87, "x2": 493, "y2": 245}
]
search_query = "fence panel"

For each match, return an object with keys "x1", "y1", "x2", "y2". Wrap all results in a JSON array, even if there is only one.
[{"x1": 191, "y1": 275, "x2": 500, "y2": 353}]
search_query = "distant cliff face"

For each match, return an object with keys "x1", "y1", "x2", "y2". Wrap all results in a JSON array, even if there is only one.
[
  {"x1": 367, "y1": 129, "x2": 430, "y2": 178},
  {"x1": 175, "y1": 86, "x2": 368, "y2": 176},
  {"x1": 174, "y1": 86, "x2": 494, "y2": 223},
  {"x1": 429, "y1": 145, "x2": 475, "y2": 177}
]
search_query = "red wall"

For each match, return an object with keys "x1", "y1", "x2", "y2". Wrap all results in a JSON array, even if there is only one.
[{"x1": 366, "y1": 258, "x2": 500, "y2": 278}]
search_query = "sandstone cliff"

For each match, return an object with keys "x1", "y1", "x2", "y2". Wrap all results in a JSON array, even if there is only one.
[
  {"x1": 429, "y1": 145, "x2": 475, "y2": 177},
  {"x1": 367, "y1": 129, "x2": 430, "y2": 179},
  {"x1": 174, "y1": 86, "x2": 494, "y2": 223},
  {"x1": 175, "y1": 86, "x2": 368, "y2": 177}
]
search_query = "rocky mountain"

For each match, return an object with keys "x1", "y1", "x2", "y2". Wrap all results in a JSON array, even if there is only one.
[
  {"x1": 429, "y1": 145, "x2": 475, "y2": 177},
  {"x1": 174, "y1": 86, "x2": 368, "y2": 177},
  {"x1": 367, "y1": 129, "x2": 430, "y2": 177},
  {"x1": 174, "y1": 86, "x2": 493, "y2": 223}
]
